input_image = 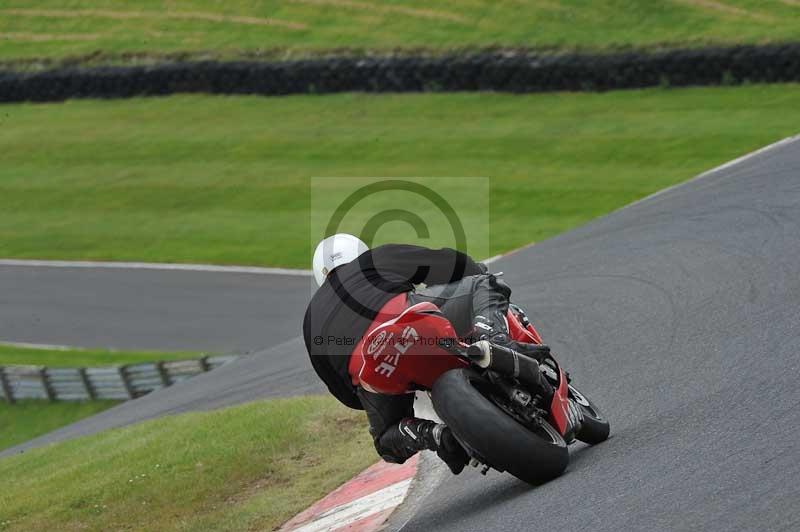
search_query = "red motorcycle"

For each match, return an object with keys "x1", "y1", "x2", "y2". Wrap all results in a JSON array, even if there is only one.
[{"x1": 356, "y1": 299, "x2": 610, "y2": 484}]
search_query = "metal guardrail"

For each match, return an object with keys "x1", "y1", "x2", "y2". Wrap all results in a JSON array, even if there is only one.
[{"x1": 0, "y1": 355, "x2": 238, "y2": 403}]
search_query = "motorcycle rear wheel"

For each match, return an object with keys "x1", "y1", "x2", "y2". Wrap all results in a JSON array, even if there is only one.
[{"x1": 431, "y1": 368, "x2": 569, "y2": 484}]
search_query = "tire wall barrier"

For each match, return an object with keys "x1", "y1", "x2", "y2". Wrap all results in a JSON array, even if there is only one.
[
  {"x1": 2, "y1": 44, "x2": 800, "y2": 103},
  {"x1": 0, "y1": 355, "x2": 238, "y2": 403}
]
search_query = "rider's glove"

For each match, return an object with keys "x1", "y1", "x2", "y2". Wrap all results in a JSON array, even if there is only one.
[{"x1": 511, "y1": 341, "x2": 551, "y2": 363}]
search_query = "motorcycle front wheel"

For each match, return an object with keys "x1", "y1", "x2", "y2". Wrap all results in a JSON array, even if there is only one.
[
  {"x1": 568, "y1": 384, "x2": 611, "y2": 445},
  {"x1": 431, "y1": 368, "x2": 568, "y2": 484}
]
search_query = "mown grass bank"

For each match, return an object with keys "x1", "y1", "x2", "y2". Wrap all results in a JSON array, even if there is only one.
[
  {"x1": 0, "y1": 396, "x2": 374, "y2": 532},
  {"x1": 0, "y1": 344, "x2": 202, "y2": 367},
  {"x1": 2, "y1": 85, "x2": 799, "y2": 267},
  {"x1": 0, "y1": 400, "x2": 117, "y2": 451},
  {"x1": 0, "y1": 344, "x2": 204, "y2": 452},
  {"x1": 1, "y1": 0, "x2": 799, "y2": 62}
]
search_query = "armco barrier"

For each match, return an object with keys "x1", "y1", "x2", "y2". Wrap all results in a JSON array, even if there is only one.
[
  {"x1": 1, "y1": 43, "x2": 800, "y2": 103},
  {"x1": 0, "y1": 355, "x2": 237, "y2": 403}
]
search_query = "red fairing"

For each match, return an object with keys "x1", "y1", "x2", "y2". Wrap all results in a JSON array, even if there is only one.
[
  {"x1": 508, "y1": 308, "x2": 569, "y2": 435},
  {"x1": 353, "y1": 300, "x2": 569, "y2": 435},
  {"x1": 507, "y1": 307, "x2": 544, "y2": 345},
  {"x1": 525, "y1": 322, "x2": 544, "y2": 345},
  {"x1": 348, "y1": 294, "x2": 408, "y2": 386},
  {"x1": 506, "y1": 310, "x2": 535, "y2": 344},
  {"x1": 548, "y1": 366, "x2": 570, "y2": 435},
  {"x1": 356, "y1": 302, "x2": 468, "y2": 395}
]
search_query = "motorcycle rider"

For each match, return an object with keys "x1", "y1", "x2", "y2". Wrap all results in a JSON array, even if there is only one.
[{"x1": 302, "y1": 233, "x2": 556, "y2": 474}]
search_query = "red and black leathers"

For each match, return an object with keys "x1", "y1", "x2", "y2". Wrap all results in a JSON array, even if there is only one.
[
  {"x1": 303, "y1": 244, "x2": 543, "y2": 468},
  {"x1": 303, "y1": 244, "x2": 486, "y2": 409}
]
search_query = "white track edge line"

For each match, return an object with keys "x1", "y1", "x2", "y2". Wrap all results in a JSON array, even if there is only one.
[
  {"x1": 0, "y1": 341, "x2": 75, "y2": 351},
  {"x1": 625, "y1": 134, "x2": 800, "y2": 209},
  {"x1": 6, "y1": 136, "x2": 796, "y2": 276},
  {"x1": 1, "y1": 254, "x2": 507, "y2": 273},
  {"x1": 0, "y1": 259, "x2": 313, "y2": 276}
]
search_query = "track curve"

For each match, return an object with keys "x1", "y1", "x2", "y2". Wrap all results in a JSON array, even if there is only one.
[
  {"x1": 0, "y1": 266, "x2": 312, "y2": 352},
  {"x1": 3, "y1": 137, "x2": 799, "y2": 532},
  {"x1": 399, "y1": 137, "x2": 800, "y2": 531},
  {"x1": 0, "y1": 337, "x2": 326, "y2": 458}
]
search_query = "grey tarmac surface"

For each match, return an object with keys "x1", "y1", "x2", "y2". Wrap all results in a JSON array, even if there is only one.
[
  {"x1": 399, "y1": 138, "x2": 800, "y2": 532},
  {"x1": 0, "y1": 266, "x2": 313, "y2": 352},
  {"x1": 4, "y1": 137, "x2": 800, "y2": 532}
]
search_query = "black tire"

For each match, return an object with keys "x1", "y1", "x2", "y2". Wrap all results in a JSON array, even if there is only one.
[
  {"x1": 568, "y1": 384, "x2": 611, "y2": 445},
  {"x1": 431, "y1": 368, "x2": 568, "y2": 484}
]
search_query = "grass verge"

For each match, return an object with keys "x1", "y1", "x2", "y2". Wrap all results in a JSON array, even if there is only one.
[
  {"x1": 0, "y1": 344, "x2": 203, "y2": 367},
  {"x1": 0, "y1": 395, "x2": 374, "y2": 532},
  {"x1": 2, "y1": 85, "x2": 799, "y2": 267},
  {"x1": 1, "y1": 1, "x2": 799, "y2": 62},
  {"x1": 0, "y1": 400, "x2": 117, "y2": 451}
]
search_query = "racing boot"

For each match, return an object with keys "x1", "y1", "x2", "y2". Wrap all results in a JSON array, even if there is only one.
[{"x1": 378, "y1": 418, "x2": 469, "y2": 474}]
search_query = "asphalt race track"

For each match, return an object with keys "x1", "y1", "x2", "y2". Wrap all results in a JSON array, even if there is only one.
[
  {"x1": 399, "y1": 137, "x2": 800, "y2": 532},
  {"x1": 3, "y1": 137, "x2": 800, "y2": 530},
  {"x1": 0, "y1": 266, "x2": 312, "y2": 352}
]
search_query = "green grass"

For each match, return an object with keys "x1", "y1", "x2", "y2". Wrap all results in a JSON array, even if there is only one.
[
  {"x1": 0, "y1": 395, "x2": 375, "y2": 532},
  {"x1": 0, "y1": 400, "x2": 117, "y2": 451},
  {"x1": 0, "y1": 344, "x2": 203, "y2": 367},
  {"x1": 1, "y1": 0, "x2": 800, "y2": 62},
  {"x1": 1, "y1": 85, "x2": 799, "y2": 267}
]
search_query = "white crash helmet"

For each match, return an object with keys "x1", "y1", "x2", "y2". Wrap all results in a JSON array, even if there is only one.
[{"x1": 312, "y1": 233, "x2": 369, "y2": 287}]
